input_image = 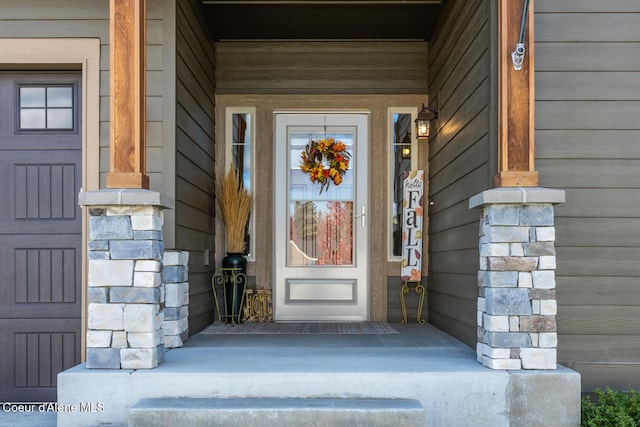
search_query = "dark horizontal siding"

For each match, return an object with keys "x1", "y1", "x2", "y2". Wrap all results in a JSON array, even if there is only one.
[
  {"x1": 427, "y1": 0, "x2": 492, "y2": 348},
  {"x1": 536, "y1": 14, "x2": 640, "y2": 42},
  {"x1": 536, "y1": 0, "x2": 640, "y2": 392},
  {"x1": 216, "y1": 41, "x2": 428, "y2": 94},
  {"x1": 537, "y1": 1, "x2": 640, "y2": 13},
  {"x1": 538, "y1": 72, "x2": 640, "y2": 100},
  {"x1": 176, "y1": 0, "x2": 217, "y2": 334}
]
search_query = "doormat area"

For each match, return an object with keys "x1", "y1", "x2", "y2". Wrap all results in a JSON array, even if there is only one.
[{"x1": 199, "y1": 322, "x2": 398, "y2": 335}]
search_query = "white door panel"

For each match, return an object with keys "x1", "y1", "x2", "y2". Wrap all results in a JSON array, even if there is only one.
[{"x1": 274, "y1": 113, "x2": 369, "y2": 321}]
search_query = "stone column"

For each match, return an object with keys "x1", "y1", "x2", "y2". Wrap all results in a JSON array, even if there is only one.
[
  {"x1": 469, "y1": 188, "x2": 565, "y2": 370},
  {"x1": 80, "y1": 189, "x2": 173, "y2": 369},
  {"x1": 163, "y1": 250, "x2": 190, "y2": 348}
]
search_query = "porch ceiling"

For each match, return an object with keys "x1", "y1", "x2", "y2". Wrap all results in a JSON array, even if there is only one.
[{"x1": 201, "y1": 1, "x2": 445, "y2": 41}]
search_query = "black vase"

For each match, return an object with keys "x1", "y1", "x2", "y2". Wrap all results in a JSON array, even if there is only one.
[{"x1": 222, "y1": 253, "x2": 247, "y2": 324}]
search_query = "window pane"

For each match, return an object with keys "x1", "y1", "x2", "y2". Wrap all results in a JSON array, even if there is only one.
[
  {"x1": 20, "y1": 109, "x2": 46, "y2": 129},
  {"x1": 20, "y1": 87, "x2": 45, "y2": 108},
  {"x1": 289, "y1": 201, "x2": 353, "y2": 266},
  {"x1": 47, "y1": 87, "x2": 73, "y2": 108},
  {"x1": 232, "y1": 144, "x2": 252, "y2": 189},
  {"x1": 288, "y1": 127, "x2": 356, "y2": 267},
  {"x1": 290, "y1": 131, "x2": 354, "y2": 202},
  {"x1": 392, "y1": 113, "x2": 413, "y2": 257},
  {"x1": 18, "y1": 85, "x2": 75, "y2": 131},
  {"x1": 47, "y1": 108, "x2": 73, "y2": 129},
  {"x1": 232, "y1": 113, "x2": 251, "y2": 189},
  {"x1": 231, "y1": 112, "x2": 252, "y2": 256}
]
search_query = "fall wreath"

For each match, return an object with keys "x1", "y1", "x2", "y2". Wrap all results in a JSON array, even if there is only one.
[{"x1": 300, "y1": 137, "x2": 351, "y2": 193}]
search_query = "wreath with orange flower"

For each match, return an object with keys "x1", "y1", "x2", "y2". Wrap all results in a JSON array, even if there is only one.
[{"x1": 300, "y1": 137, "x2": 351, "y2": 193}]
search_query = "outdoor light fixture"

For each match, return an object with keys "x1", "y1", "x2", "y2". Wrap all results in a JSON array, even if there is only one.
[{"x1": 415, "y1": 103, "x2": 438, "y2": 140}]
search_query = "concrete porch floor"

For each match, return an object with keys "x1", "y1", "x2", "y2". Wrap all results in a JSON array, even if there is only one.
[{"x1": 57, "y1": 323, "x2": 580, "y2": 426}]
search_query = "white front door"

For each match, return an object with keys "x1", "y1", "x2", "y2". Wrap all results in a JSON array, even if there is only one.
[{"x1": 274, "y1": 113, "x2": 369, "y2": 321}]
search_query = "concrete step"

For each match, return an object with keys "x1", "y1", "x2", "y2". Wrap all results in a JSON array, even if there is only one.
[{"x1": 129, "y1": 397, "x2": 425, "y2": 427}]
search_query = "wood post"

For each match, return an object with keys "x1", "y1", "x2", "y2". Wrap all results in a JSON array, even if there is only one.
[
  {"x1": 106, "y1": 0, "x2": 149, "y2": 189},
  {"x1": 495, "y1": 0, "x2": 538, "y2": 187}
]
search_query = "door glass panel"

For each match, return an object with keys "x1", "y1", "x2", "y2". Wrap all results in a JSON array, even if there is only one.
[{"x1": 288, "y1": 130, "x2": 354, "y2": 266}]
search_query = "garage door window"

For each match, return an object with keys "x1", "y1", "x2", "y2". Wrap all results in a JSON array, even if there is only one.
[{"x1": 18, "y1": 85, "x2": 75, "y2": 131}]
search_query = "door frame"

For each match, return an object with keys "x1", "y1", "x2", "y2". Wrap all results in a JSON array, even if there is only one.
[
  {"x1": 215, "y1": 94, "x2": 428, "y2": 321},
  {"x1": 0, "y1": 39, "x2": 101, "y2": 360},
  {"x1": 273, "y1": 112, "x2": 370, "y2": 322}
]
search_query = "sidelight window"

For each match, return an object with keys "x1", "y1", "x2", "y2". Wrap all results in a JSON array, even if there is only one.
[
  {"x1": 388, "y1": 108, "x2": 418, "y2": 260},
  {"x1": 226, "y1": 108, "x2": 255, "y2": 259}
]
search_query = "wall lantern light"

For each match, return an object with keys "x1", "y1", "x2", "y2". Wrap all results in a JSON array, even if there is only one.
[{"x1": 415, "y1": 103, "x2": 438, "y2": 140}]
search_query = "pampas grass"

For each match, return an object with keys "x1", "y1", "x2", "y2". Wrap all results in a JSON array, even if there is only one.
[{"x1": 215, "y1": 166, "x2": 253, "y2": 253}]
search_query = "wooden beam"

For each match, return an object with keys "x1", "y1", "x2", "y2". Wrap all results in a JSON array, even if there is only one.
[
  {"x1": 495, "y1": 0, "x2": 538, "y2": 188},
  {"x1": 106, "y1": 0, "x2": 149, "y2": 189}
]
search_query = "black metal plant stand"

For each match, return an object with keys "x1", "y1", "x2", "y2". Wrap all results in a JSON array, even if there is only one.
[{"x1": 212, "y1": 267, "x2": 247, "y2": 325}]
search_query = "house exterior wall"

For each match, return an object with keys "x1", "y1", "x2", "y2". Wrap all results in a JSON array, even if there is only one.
[
  {"x1": 4, "y1": 0, "x2": 639, "y2": 393},
  {"x1": 426, "y1": 0, "x2": 495, "y2": 346},
  {"x1": 428, "y1": 0, "x2": 640, "y2": 391},
  {"x1": 175, "y1": 0, "x2": 217, "y2": 333},
  {"x1": 0, "y1": 0, "x2": 216, "y2": 336},
  {"x1": 0, "y1": 0, "x2": 178, "y2": 248},
  {"x1": 536, "y1": 1, "x2": 640, "y2": 391}
]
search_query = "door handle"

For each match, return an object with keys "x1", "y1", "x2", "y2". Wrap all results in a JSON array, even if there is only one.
[{"x1": 354, "y1": 206, "x2": 366, "y2": 227}]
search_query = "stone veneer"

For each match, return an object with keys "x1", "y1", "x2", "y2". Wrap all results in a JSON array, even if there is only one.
[
  {"x1": 80, "y1": 189, "x2": 173, "y2": 369},
  {"x1": 163, "y1": 250, "x2": 190, "y2": 348},
  {"x1": 469, "y1": 188, "x2": 565, "y2": 370}
]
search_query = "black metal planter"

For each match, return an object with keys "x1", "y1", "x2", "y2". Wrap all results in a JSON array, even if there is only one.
[{"x1": 214, "y1": 253, "x2": 247, "y2": 324}]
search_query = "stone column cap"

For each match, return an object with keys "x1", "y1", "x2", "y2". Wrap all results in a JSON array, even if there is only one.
[
  {"x1": 79, "y1": 189, "x2": 174, "y2": 209},
  {"x1": 469, "y1": 187, "x2": 565, "y2": 209}
]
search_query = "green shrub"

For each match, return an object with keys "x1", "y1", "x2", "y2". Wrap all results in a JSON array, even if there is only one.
[{"x1": 581, "y1": 387, "x2": 640, "y2": 426}]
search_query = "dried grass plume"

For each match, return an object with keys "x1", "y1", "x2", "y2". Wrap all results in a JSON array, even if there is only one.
[{"x1": 215, "y1": 166, "x2": 253, "y2": 253}]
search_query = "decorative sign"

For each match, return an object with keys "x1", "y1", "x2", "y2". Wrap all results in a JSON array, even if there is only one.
[{"x1": 401, "y1": 170, "x2": 424, "y2": 281}]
